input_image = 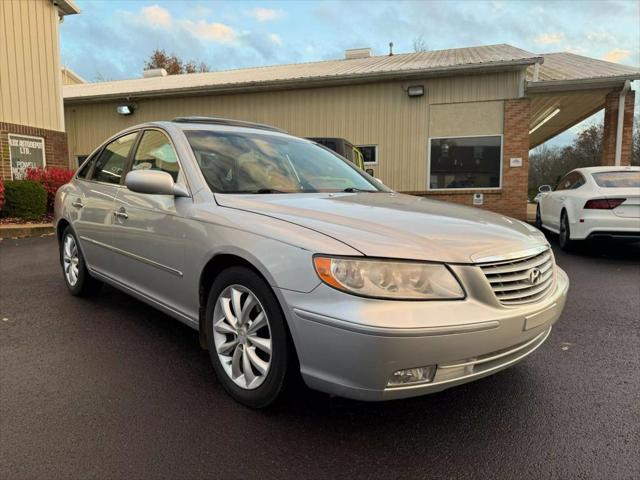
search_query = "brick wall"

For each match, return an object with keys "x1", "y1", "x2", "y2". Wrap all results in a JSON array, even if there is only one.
[
  {"x1": 0, "y1": 122, "x2": 70, "y2": 179},
  {"x1": 404, "y1": 98, "x2": 531, "y2": 221},
  {"x1": 602, "y1": 89, "x2": 635, "y2": 166}
]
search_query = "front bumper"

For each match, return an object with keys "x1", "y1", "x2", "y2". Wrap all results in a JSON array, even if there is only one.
[{"x1": 280, "y1": 266, "x2": 569, "y2": 401}]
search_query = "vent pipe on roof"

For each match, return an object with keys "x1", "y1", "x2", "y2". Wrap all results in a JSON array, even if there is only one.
[
  {"x1": 143, "y1": 68, "x2": 168, "y2": 78},
  {"x1": 345, "y1": 48, "x2": 372, "y2": 60}
]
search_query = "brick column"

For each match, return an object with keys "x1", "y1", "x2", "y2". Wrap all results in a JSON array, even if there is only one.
[
  {"x1": 502, "y1": 98, "x2": 531, "y2": 221},
  {"x1": 602, "y1": 89, "x2": 635, "y2": 166}
]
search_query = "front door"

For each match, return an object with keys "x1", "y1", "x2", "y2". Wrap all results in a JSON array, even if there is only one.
[
  {"x1": 73, "y1": 132, "x2": 139, "y2": 277},
  {"x1": 110, "y1": 129, "x2": 194, "y2": 318}
]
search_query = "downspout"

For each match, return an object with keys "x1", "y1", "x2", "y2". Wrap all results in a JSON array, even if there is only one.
[{"x1": 614, "y1": 80, "x2": 631, "y2": 166}]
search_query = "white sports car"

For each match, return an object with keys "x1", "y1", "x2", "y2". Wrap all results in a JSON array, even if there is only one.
[{"x1": 535, "y1": 166, "x2": 640, "y2": 250}]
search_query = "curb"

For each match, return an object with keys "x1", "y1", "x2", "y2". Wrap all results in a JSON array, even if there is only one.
[{"x1": 0, "y1": 223, "x2": 55, "y2": 239}]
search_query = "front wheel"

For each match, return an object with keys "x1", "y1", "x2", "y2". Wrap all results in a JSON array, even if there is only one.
[
  {"x1": 205, "y1": 266, "x2": 292, "y2": 408},
  {"x1": 558, "y1": 212, "x2": 575, "y2": 251}
]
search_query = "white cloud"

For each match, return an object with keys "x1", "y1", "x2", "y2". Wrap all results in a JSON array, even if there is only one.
[
  {"x1": 181, "y1": 20, "x2": 238, "y2": 43},
  {"x1": 247, "y1": 7, "x2": 283, "y2": 22},
  {"x1": 140, "y1": 5, "x2": 172, "y2": 27},
  {"x1": 134, "y1": 6, "x2": 237, "y2": 44},
  {"x1": 534, "y1": 32, "x2": 564, "y2": 45},
  {"x1": 268, "y1": 33, "x2": 282, "y2": 46},
  {"x1": 602, "y1": 48, "x2": 631, "y2": 63}
]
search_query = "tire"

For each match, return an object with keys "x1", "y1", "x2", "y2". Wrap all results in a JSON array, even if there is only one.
[
  {"x1": 205, "y1": 266, "x2": 291, "y2": 408},
  {"x1": 535, "y1": 205, "x2": 543, "y2": 230},
  {"x1": 60, "y1": 226, "x2": 102, "y2": 296},
  {"x1": 558, "y1": 211, "x2": 574, "y2": 251}
]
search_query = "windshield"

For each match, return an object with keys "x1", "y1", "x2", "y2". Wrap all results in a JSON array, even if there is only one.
[
  {"x1": 592, "y1": 171, "x2": 640, "y2": 188},
  {"x1": 184, "y1": 130, "x2": 382, "y2": 194}
]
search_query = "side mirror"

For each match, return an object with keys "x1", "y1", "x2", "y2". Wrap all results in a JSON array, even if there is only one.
[
  {"x1": 125, "y1": 170, "x2": 189, "y2": 197},
  {"x1": 538, "y1": 184, "x2": 552, "y2": 193}
]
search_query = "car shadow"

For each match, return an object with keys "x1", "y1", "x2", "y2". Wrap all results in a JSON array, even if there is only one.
[
  {"x1": 87, "y1": 281, "x2": 542, "y2": 430},
  {"x1": 544, "y1": 231, "x2": 640, "y2": 262}
]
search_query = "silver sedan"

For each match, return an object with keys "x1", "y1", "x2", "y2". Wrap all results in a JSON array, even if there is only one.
[{"x1": 54, "y1": 117, "x2": 569, "y2": 407}]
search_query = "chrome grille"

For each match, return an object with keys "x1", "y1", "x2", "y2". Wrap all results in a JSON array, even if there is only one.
[{"x1": 479, "y1": 249, "x2": 555, "y2": 306}]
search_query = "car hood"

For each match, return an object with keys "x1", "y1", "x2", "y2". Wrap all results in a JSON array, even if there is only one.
[{"x1": 214, "y1": 192, "x2": 548, "y2": 263}]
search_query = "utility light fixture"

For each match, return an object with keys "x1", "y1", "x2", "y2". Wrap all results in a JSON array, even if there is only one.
[
  {"x1": 116, "y1": 105, "x2": 135, "y2": 116},
  {"x1": 529, "y1": 108, "x2": 560, "y2": 134},
  {"x1": 407, "y1": 85, "x2": 425, "y2": 97}
]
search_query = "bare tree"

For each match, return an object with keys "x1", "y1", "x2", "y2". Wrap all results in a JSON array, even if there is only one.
[{"x1": 413, "y1": 36, "x2": 429, "y2": 53}]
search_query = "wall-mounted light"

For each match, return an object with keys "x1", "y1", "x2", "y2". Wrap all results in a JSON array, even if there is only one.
[
  {"x1": 529, "y1": 108, "x2": 560, "y2": 134},
  {"x1": 407, "y1": 85, "x2": 425, "y2": 97},
  {"x1": 116, "y1": 105, "x2": 135, "y2": 116}
]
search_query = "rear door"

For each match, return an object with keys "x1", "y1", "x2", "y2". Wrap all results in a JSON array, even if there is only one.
[
  {"x1": 110, "y1": 129, "x2": 194, "y2": 316},
  {"x1": 545, "y1": 172, "x2": 578, "y2": 228},
  {"x1": 72, "y1": 131, "x2": 139, "y2": 277}
]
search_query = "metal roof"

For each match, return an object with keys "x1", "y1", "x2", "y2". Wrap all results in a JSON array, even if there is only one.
[
  {"x1": 526, "y1": 52, "x2": 639, "y2": 92},
  {"x1": 64, "y1": 44, "x2": 541, "y2": 103}
]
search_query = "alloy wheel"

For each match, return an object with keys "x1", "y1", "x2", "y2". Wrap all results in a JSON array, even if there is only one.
[
  {"x1": 212, "y1": 285, "x2": 272, "y2": 390},
  {"x1": 63, "y1": 234, "x2": 80, "y2": 286},
  {"x1": 559, "y1": 216, "x2": 568, "y2": 247}
]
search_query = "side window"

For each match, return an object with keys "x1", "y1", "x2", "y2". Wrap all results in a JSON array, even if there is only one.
[
  {"x1": 571, "y1": 173, "x2": 585, "y2": 189},
  {"x1": 90, "y1": 132, "x2": 138, "y2": 184},
  {"x1": 555, "y1": 173, "x2": 573, "y2": 191},
  {"x1": 131, "y1": 130, "x2": 180, "y2": 182},
  {"x1": 76, "y1": 154, "x2": 95, "y2": 179}
]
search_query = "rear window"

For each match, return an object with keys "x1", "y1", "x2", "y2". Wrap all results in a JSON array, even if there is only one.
[{"x1": 592, "y1": 171, "x2": 640, "y2": 188}]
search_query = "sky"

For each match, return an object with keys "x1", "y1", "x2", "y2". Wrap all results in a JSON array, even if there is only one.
[{"x1": 59, "y1": 0, "x2": 640, "y2": 148}]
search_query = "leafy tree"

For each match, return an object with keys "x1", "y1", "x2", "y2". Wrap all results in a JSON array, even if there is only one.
[{"x1": 145, "y1": 49, "x2": 209, "y2": 75}]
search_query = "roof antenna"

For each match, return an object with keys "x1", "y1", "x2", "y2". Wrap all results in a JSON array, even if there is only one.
[{"x1": 389, "y1": 42, "x2": 394, "y2": 56}]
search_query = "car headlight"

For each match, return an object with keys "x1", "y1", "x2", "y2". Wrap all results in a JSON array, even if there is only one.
[{"x1": 313, "y1": 256, "x2": 465, "y2": 300}]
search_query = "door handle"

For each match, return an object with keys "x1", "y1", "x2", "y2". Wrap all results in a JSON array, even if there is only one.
[
  {"x1": 113, "y1": 209, "x2": 128, "y2": 220},
  {"x1": 71, "y1": 199, "x2": 84, "y2": 208}
]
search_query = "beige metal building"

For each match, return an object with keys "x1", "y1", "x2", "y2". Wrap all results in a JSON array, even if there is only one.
[
  {"x1": 0, "y1": 0, "x2": 79, "y2": 179},
  {"x1": 62, "y1": 44, "x2": 638, "y2": 220}
]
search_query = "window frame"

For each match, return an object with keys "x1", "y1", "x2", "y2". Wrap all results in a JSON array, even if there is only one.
[
  {"x1": 427, "y1": 134, "x2": 503, "y2": 192},
  {"x1": 122, "y1": 127, "x2": 192, "y2": 196},
  {"x1": 356, "y1": 144, "x2": 378, "y2": 166},
  {"x1": 84, "y1": 130, "x2": 142, "y2": 186}
]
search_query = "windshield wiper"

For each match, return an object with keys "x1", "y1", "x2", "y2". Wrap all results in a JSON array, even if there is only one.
[
  {"x1": 342, "y1": 187, "x2": 377, "y2": 193},
  {"x1": 254, "y1": 188, "x2": 286, "y2": 194}
]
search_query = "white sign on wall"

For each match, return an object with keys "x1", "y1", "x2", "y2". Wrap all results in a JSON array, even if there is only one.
[
  {"x1": 8, "y1": 134, "x2": 46, "y2": 179},
  {"x1": 473, "y1": 193, "x2": 484, "y2": 205},
  {"x1": 510, "y1": 157, "x2": 523, "y2": 167}
]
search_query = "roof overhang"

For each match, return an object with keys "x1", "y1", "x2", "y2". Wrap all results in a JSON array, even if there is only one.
[
  {"x1": 64, "y1": 58, "x2": 539, "y2": 104},
  {"x1": 52, "y1": 0, "x2": 80, "y2": 16},
  {"x1": 527, "y1": 74, "x2": 640, "y2": 94}
]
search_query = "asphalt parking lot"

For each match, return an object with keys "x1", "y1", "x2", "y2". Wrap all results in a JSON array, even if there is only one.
[{"x1": 1, "y1": 235, "x2": 639, "y2": 479}]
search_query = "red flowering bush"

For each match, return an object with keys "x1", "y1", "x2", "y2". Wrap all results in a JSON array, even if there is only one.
[
  {"x1": 0, "y1": 177, "x2": 5, "y2": 212},
  {"x1": 25, "y1": 166, "x2": 75, "y2": 213}
]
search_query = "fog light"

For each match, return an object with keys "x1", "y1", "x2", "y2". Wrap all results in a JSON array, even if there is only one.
[{"x1": 387, "y1": 366, "x2": 436, "y2": 387}]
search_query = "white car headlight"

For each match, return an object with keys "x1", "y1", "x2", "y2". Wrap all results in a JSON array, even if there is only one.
[{"x1": 313, "y1": 256, "x2": 465, "y2": 300}]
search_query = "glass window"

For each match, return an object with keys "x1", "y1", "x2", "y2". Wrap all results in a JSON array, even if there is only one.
[
  {"x1": 91, "y1": 132, "x2": 138, "y2": 184},
  {"x1": 429, "y1": 136, "x2": 501, "y2": 190},
  {"x1": 592, "y1": 171, "x2": 640, "y2": 188},
  {"x1": 76, "y1": 155, "x2": 93, "y2": 179},
  {"x1": 131, "y1": 130, "x2": 180, "y2": 182},
  {"x1": 184, "y1": 130, "x2": 382, "y2": 193},
  {"x1": 358, "y1": 145, "x2": 378, "y2": 164},
  {"x1": 555, "y1": 172, "x2": 582, "y2": 191}
]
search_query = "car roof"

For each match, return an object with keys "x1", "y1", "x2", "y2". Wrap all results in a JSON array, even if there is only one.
[{"x1": 574, "y1": 166, "x2": 640, "y2": 174}]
